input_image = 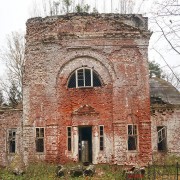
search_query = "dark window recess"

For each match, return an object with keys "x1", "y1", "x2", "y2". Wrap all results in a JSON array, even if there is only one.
[
  {"x1": 36, "y1": 128, "x2": 44, "y2": 153},
  {"x1": 128, "y1": 125, "x2": 137, "y2": 150},
  {"x1": 99, "y1": 126, "x2": 104, "y2": 151},
  {"x1": 36, "y1": 139, "x2": 44, "y2": 152},
  {"x1": 85, "y1": 69, "x2": 91, "y2": 86},
  {"x1": 128, "y1": 136, "x2": 137, "y2": 150},
  {"x1": 68, "y1": 68, "x2": 102, "y2": 88},
  {"x1": 67, "y1": 127, "x2": 72, "y2": 151},
  {"x1": 68, "y1": 73, "x2": 76, "y2": 88},
  {"x1": 157, "y1": 126, "x2": 167, "y2": 151},
  {"x1": 93, "y1": 72, "x2": 101, "y2": 87},
  {"x1": 100, "y1": 137, "x2": 104, "y2": 151},
  {"x1": 8, "y1": 129, "x2": 16, "y2": 153},
  {"x1": 100, "y1": 126, "x2": 104, "y2": 136}
]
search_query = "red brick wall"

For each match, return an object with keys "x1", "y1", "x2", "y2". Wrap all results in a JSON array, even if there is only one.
[
  {"x1": 24, "y1": 14, "x2": 152, "y2": 165},
  {"x1": 0, "y1": 109, "x2": 22, "y2": 166}
]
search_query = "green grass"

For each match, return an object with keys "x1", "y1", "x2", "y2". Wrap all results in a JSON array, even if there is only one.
[
  {"x1": 0, "y1": 157, "x2": 180, "y2": 180},
  {"x1": 0, "y1": 163, "x2": 126, "y2": 180},
  {"x1": 0, "y1": 163, "x2": 58, "y2": 180}
]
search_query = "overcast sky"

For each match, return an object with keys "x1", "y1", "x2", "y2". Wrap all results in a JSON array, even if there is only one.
[
  {"x1": 0, "y1": 0, "x2": 179, "y2": 77},
  {"x1": 0, "y1": 0, "x2": 32, "y2": 76}
]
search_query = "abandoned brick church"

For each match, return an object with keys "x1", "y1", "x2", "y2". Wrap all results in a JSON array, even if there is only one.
[{"x1": 0, "y1": 14, "x2": 180, "y2": 167}]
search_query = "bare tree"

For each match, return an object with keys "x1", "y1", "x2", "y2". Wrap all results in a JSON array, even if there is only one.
[
  {"x1": 118, "y1": 0, "x2": 135, "y2": 14},
  {"x1": 149, "y1": 60, "x2": 180, "y2": 90},
  {"x1": 30, "y1": 0, "x2": 74, "y2": 17},
  {"x1": 163, "y1": 70, "x2": 180, "y2": 90},
  {"x1": 0, "y1": 90, "x2": 4, "y2": 106},
  {"x1": 29, "y1": 0, "x2": 147, "y2": 17},
  {"x1": 147, "y1": 0, "x2": 180, "y2": 92},
  {"x1": 151, "y1": 0, "x2": 180, "y2": 55},
  {"x1": 75, "y1": 0, "x2": 90, "y2": 13},
  {"x1": 62, "y1": 0, "x2": 72, "y2": 13},
  {"x1": 0, "y1": 32, "x2": 25, "y2": 106}
]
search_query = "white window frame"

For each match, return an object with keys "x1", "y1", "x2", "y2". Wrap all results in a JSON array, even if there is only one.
[
  {"x1": 127, "y1": 124, "x2": 138, "y2": 151},
  {"x1": 75, "y1": 68, "x2": 93, "y2": 88},
  {"x1": 35, "y1": 127, "x2": 45, "y2": 153},
  {"x1": 7, "y1": 128, "x2": 16, "y2": 153},
  {"x1": 157, "y1": 126, "x2": 166, "y2": 143},
  {"x1": 157, "y1": 126, "x2": 167, "y2": 151}
]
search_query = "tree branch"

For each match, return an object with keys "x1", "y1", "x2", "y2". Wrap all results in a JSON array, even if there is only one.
[{"x1": 155, "y1": 19, "x2": 180, "y2": 55}]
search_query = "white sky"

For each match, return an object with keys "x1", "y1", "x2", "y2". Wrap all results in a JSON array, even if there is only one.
[
  {"x1": 0, "y1": 0, "x2": 32, "y2": 76},
  {"x1": 0, "y1": 0, "x2": 179, "y2": 77},
  {"x1": 0, "y1": 0, "x2": 31, "y2": 39}
]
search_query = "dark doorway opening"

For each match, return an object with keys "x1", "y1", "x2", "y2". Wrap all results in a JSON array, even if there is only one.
[{"x1": 78, "y1": 126, "x2": 92, "y2": 163}]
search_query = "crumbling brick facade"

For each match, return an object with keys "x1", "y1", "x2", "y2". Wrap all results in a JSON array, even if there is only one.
[
  {"x1": 22, "y1": 14, "x2": 152, "y2": 166},
  {"x1": 2, "y1": 14, "x2": 180, "y2": 168},
  {"x1": 151, "y1": 105, "x2": 180, "y2": 157},
  {"x1": 150, "y1": 78, "x2": 180, "y2": 160},
  {"x1": 0, "y1": 108, "x2": 22, "y2": 167}
]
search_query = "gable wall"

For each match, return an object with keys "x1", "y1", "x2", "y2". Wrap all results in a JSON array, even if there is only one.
[{"x1": 23, "y1": 14, "x2": 151, "y2": 165}]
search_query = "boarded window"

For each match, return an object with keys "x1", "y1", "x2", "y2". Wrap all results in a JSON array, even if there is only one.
[
  {"x1": 68, "y1": 68, "x2": 101, "y2": 88},
  {"x1": 36, "y1": 128, "x2": 44, "y2": 153},
  {"x1": 99, "y1": 126, "x2": 104, "y2": 151},
  {"x1": 157, "y1": 126, "x2": 167, "y2": 151},
  {"x1": 128, "y1": 125, "x2": 137, "y2": 150},
  {"x1": 8, "y1": 129, "x2": 16, "y2": 153},
  {"x1": 67, "y1": 127, "x2": 72, "y2": 151}
]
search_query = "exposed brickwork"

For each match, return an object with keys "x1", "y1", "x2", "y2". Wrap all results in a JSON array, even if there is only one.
[
  {"x1": 1, "y1": 14, "x2": 180, "y2": 167},
  {"x1": 151, "y1": 105, "x2": 180, "y2": 158},
  {"x1": 22, "y1": 14, "x2": 152, "y2": 166},
  {"x1": 0, "y1": 108, "x2": 22, "y2": 167}
]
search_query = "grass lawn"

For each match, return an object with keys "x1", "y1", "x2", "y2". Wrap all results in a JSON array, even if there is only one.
[
  {"x1": 1, "y1": 155, "x2": 180, "y2": 180},
  {"x1": 0, "y1": 163, "x2": 126, "y2": 180}
]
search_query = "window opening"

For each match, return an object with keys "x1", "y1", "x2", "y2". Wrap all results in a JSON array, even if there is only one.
[
  {"x1": 8, "y1": 129, "x2": 16, "y2": 153},
  {"x1": 93, "y1": 71, "x2": 102, "y2": 86},
  {"x1": 84, "y1": 69, "x2": 91, "y2": 86},
  {"x1": 36, "y1": 128, "x2": 44, "y2": 153},
  {"x1": 128, "y1": 125, "x2": 137, "y2": 150},
  {"x1": 68, "y1": 73, "x2": 76, "y2": 88},
  {"x1": 157, "y1": 126, "x2": 167, "y2": 151},
  {"x1": 77, "y1": 69, "x2": 84, "y2": 87},
  {"x1": 67, "y1": 127, "x2": 72, "y2": 151},
  {"x1": 99, "y1": 126, "x2": 104, "y2": 151},
  {"x1": 68, "y1": 68, "x2": 101, "y2": 88}
]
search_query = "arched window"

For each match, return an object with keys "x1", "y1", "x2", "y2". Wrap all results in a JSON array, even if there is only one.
[{"x1": 68, "y1": 68, "x2": 102, "y2": 88}]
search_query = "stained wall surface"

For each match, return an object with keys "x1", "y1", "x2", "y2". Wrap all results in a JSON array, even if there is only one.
[
  {"x1": 151, "y1": 105, "x2": 180, "y2": 161},
  {"x1": 150, "y1": 77, "x2": 180, "y2": 159},
  {"x1": 23, "y1": 14, "x2": 152, "y2": 165},
  {"x1": 0, "y1": 108, "x2": 22, "y2": 167}
]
